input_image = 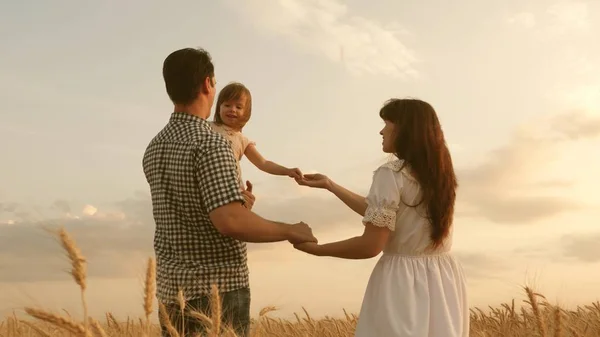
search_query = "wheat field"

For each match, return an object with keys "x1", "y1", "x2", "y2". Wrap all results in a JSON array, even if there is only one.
[{"x1": 1, "y1": 228, "x2": 599, "y2": 337}]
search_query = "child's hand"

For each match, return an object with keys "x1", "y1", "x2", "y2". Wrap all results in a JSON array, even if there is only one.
[{"x1": 287, "y1": 167, "x2": 303, "y2": 180}]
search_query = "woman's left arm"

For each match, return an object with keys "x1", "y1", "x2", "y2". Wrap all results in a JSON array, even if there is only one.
[
  {"x1": 294, "y1": 165, "x2": 402, "y2": 259},
  {"x1": 296, "y1": 224, "x2": 391, "y2": 259}
]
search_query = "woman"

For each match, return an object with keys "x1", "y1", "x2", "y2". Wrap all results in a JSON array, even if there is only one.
[{"x1": 294, "y1": 98, "x2": 469, "y2": 336}]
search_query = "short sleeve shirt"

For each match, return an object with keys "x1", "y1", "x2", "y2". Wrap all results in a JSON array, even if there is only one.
[{"x1": 142, "y1": 112, "x2": 248, "y2": 303}]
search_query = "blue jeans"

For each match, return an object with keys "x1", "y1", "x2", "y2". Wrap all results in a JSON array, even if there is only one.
[{"x1": 160, "y1": 287, "x2": 251, "y2": 337}]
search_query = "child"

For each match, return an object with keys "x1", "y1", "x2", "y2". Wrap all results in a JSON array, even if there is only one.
[{"x1": 209, "y1": 82, "x2": 303, "y2": 190}]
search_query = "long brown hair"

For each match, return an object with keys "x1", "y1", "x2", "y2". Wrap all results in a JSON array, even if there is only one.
[
  {"x1": 379, "y1": 98, "x2": 457, "y2": 249},
  {"x1": 213, "y1": 82, "x2": 252, "y2": 129}
]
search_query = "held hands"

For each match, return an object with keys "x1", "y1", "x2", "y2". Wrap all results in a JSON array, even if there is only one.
[
  {"x1": 287, "y1": 221, "x2": 318, "y2": 245},
  {"x1": 286, "y1": 167, "x2": 303, "y2": 180},
  {"x1": 295, "y1": 173, "x2": 331, "y2": 190},
  {"x1": 287, "y1": 222, "x2": 322, "y2": 256}
]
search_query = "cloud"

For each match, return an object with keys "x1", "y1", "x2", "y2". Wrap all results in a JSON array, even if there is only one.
[
  {"x1": 546, "y1": 1, "x2": 590, "y2": 34},
  {"x1": 561, "y1": 233, "x2": 600, "y2": 263},
  {"x1": 453, "y1": 252, "x2": 507, "y2": 280},
  {"x1": 510, "y1": 231, "x2": 600, "y2": 264},
  {"x1": 51, "y1": 199, "x2": 71, "y2": 214},
  {"x1": 507, "y1": 12, "x2": 536, "y2": 28},
  {"x1": 549, "y1": 110, "x2": 600, "y2": 140},
  {"x1": 0, "y1": 202, "x2": 19, "y2": 213},
  {"x1": 5, "y1": 107, "x2": 600, "y2": 282},
  {"x1": 507, "y1": 2, "x2": 590, "y2": 34},
  {"x1": 562, "y1": 83, "x2": 600, "y2": 113},
  {"x1": 224, "y1": 0, "x2": 418, "y2": 78},
  {"x1": 0, "y1": 190, "x2": 361, "y2": 282},
  {"x1": 1, "y1": 184, "x2": 536, "y2": 284},
  {"x1": 0, "y1": 219, "x2": 15, "y2": 226},
  {"x1": 456, "y1": 110, "x2": 600, "y2": 225}
]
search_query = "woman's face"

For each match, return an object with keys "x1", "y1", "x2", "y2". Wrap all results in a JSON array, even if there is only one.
[{"x1": 380, "y1": 119, "x2": 396, "y2": 153}]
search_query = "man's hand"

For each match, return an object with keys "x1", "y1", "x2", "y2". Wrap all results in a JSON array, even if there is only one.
[
  {"x1": 242, "y1": 180, "x2": 255, "y2": 210},
  {"x1": 287, "y1": 221, "x2": 317, "y2": 244}
]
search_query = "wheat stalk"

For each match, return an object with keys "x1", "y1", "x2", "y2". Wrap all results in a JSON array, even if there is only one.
[
  {"x1": 6, "y1": 227, "x2": 600, "y2": 337},
  {"x1": 158, "y1": 301, "x2": 180, "y2": 337},
  {"x1": 143, "y1": 257, "x2": 156, "y2": 335},
  {"x1": 57, "y1": 227, "x2": 89, "y2": 334},
  {"x1": 209, "y1": 284, "x2": 222, "y2": 337},
  {"x1": 25, "y1": 307, "x2": 91, "y2": 337}
]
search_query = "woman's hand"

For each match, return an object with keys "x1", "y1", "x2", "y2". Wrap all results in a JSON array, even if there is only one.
[
  {"x1": 295, "y1": 173, "x2": 332, "y2": 190},
  {"x1": 293, "y1": 242, "x2": 323, "y2": 256}
]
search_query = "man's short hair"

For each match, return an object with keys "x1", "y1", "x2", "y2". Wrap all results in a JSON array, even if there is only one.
[{"x1": 162, "y1": 47, "x2": 214, "y2": 105}]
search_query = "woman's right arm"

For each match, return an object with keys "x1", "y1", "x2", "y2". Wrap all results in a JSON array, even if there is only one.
[{"x1": 327, "y1": 180, "x2": 368, "y2": 216}]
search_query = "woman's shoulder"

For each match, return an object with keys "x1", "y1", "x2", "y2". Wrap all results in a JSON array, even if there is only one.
[
  {"x1": 374, "y1": 159, "x2": 404, "y2": 173},
  {"x1": 381, "y1": 159, "x2": 403, "y2": 171},
  {"x1": 373, "y1": 159, "x2": 417, "y2": 182}
]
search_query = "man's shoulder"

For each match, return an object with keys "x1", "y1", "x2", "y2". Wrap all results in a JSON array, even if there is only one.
[
  {"x1": 141, "y1": 119, "x2": 233, "y2": 166},
  {"x1": 148, "y1": 120, "x2": 227, "y2": 145}
]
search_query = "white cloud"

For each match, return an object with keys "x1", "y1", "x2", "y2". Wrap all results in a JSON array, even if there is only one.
[
  {"x1": 546, "y1": 1, "x2": 590, "y2": 33},
  {"x1": 456, "y1": 109, "x2": 600, "y2": 224},
  {"x1": 507, "y1": 12, "x2": 536, "y2": 28},
  {"x1": 506, "y1": 2, "x2": 590, "y2": 34},
  {"x1": 563, "y1": 84, "x2": 600, "y2": 114},
  {"x1": 82, "y1": 204, "x2": 98, "y2": 217},
  {"x1": 224, "y1": 0, "x2": 418, "y2": 78}
]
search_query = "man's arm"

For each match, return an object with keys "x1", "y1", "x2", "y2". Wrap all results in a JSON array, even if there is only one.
[
  {"x1": 197, "y1": 142, "x2": 315, "y2": 244},
  {"x1": 209, "y1": 202, "x2": 293, "y2": 243}
]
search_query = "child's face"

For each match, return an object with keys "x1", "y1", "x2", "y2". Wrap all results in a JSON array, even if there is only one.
[{"x1": 219, "y1": 95, "x2": 247, "y2": 128}]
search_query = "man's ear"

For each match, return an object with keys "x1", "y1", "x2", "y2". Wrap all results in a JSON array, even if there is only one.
[{"x1": 202, "y1": 76, "x2": 215, "y2": 94}]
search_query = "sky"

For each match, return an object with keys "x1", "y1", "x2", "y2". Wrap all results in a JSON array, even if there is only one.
[{"x1": 1, "y1": 0, "x2": 600, "y2": 321}]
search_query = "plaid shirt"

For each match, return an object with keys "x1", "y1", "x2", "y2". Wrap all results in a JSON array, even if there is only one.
[{"x1": 142, "y1": 112, "x2": 248, "y2": 303}]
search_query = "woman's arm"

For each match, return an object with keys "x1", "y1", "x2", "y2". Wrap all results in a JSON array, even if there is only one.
[
  {"x1": 245, "y1": 144, "x2": 296, "y2": 176},
  {"x1": 326, "y1": 180, "x2": 369, "y2": 217},
  {"x1": 295, "y1": 224, "x2": 391, "y2": 259}
]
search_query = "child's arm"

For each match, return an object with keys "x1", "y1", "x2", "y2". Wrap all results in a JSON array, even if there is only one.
[{"x1": 245, "y1": 144, "x2": 302, "y2": 179}]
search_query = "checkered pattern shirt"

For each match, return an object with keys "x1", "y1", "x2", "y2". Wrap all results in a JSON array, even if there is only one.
[{"x1": 142, "y1": 112, "x2": 248, "y2": 304}]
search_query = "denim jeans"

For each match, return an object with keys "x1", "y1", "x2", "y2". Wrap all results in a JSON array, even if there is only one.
[{"x1": 160, "y1": 287, "x2": 251, "y2": 337}]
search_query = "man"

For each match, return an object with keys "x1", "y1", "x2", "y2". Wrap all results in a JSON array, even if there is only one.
[{"x1": 142, "y1": 47, "x2": 317, "y2": 337}]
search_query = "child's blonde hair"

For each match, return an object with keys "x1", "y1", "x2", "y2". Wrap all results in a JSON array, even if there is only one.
[{"x1": 214, "y1": 82, "x2": 252, "y2": 129}]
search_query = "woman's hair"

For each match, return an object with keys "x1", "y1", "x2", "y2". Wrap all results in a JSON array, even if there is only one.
[
  {"x1": 379, "y1": 98, "x2": 457, "y2": 249},
  {"x1": 214, "y1": 82, "x2": 252, "y2": 128}
]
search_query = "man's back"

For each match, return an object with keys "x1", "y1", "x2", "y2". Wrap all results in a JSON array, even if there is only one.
[{"x1": 142, "y1": 112, "x2": 247, "y2": 303}]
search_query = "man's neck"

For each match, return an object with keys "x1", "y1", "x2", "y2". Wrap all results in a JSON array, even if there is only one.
[{"x1": 173, "y1": 101, "x2": 210, "y2": 120}]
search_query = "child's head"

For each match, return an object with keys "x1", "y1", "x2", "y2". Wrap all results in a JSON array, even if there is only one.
[{"x1": 214, "y1": 82, "x2": 252, "y2": 130}]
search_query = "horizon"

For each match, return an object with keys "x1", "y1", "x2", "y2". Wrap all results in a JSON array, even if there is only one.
[{"x1": 2, "y1": 0, "x2": 600, "y2": 321}]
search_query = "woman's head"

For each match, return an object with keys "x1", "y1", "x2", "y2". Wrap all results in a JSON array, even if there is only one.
[
  {"x1": 214, "y1": 82, "x2": 252, "y2": 130},
  {"x1": 379, "y1": 98, "x2": 457, "y2": 249}
]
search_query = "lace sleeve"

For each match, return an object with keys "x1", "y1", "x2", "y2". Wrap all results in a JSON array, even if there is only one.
[{"x1": 362, "y1": 165, "x2": 402, "y2": 231}]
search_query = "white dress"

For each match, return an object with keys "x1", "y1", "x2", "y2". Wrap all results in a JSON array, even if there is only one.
[
  {"x1": 354, "y1": 160, "x2": 469, "y2": 337},
  {"x1": 208, "y1": 121, "x2": 255, "y2": 189}
]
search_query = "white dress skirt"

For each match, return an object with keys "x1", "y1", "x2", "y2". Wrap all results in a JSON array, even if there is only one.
[{"x1": 353, "y1": 160, "x2": 469, "y2": 337}]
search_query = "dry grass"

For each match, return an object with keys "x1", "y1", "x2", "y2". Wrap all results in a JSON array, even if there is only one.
[{"x1": 1, "y1": 228, "x2": 600, "y2": 336}]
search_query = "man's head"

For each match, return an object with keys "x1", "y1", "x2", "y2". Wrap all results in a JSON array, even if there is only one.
[{"x1": 162, "y1": 48, "x2": 216, "y2": 116}]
